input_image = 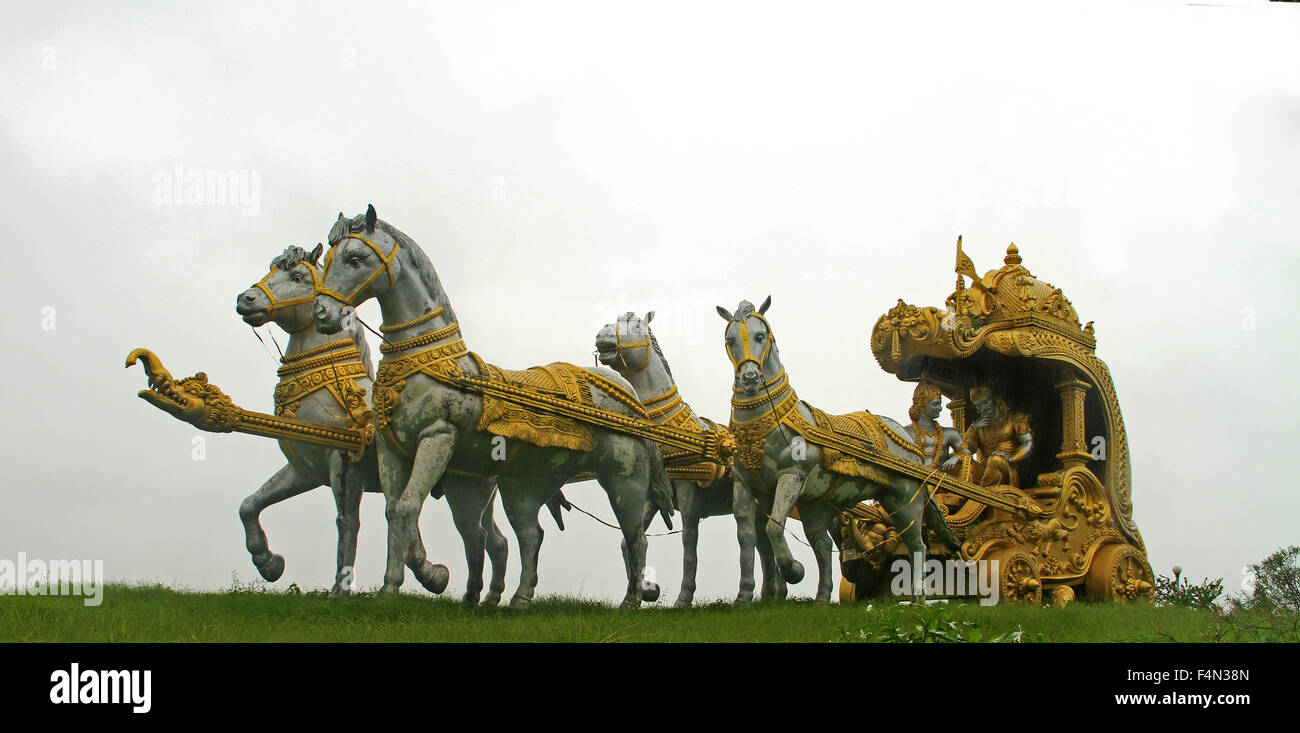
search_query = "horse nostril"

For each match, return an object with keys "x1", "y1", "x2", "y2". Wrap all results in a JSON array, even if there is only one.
[{"x1": 243, "y1": 293, "x2": 255, "y2": 303}]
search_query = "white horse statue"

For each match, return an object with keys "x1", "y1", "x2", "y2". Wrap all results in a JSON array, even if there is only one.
[
  {"x1": 312, "y1": 206, "x2": 672, "y2": 610},
  {"x1": 595, "y1": 311, "x2": 787, "y2": 606},
  {"x1": 717, "y1": 297, "x2": 960, "y2": 603},
  {"x1": 233, "y1": 243, "x2": 513, "y2": 600}
]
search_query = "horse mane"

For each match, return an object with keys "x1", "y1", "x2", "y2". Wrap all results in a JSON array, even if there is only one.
[
  {"x1": 269, "y1": 245, "x2": 315, "y2": 271},
  {"x1": 648, "y1": 328, "x2": 673, "y2": 382},
  {"x1": 732, "y1": 300, "x2": 756, "y2": 321}
]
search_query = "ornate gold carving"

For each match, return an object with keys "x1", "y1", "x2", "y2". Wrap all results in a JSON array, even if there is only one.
[
  {"x1": 729, "y1": 389, "x2": 801, "y2": 470},
  {"x1": 1085, "y1": 543, "x2": 1154, "y2": 603},
  {"x1": 379, "y1": 321, "x2": 463, "y2": 354},
  {"x1": 370, "y1": 330, "x2": 734, "y2": 466},
  {"x1": 867, "y1": 241, "x2": 1143, "y2": 557},
  {"x1": 843, "y1": 503, "x2": 901, "y2": 567},
  {"x1": 127, "y1": 348, "x2": 370, "y2": 454},
  {"x1": 988, "y1": 548, "x2": 1043, "y2": 604}
]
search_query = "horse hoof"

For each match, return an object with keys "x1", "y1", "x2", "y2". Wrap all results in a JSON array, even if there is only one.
[
  {"x1": 814, "y1": 597, "x2": 832, "y2": 606},
  {"x1": 379, "y1": 583, "x2": 401, "y2": 596},
  {"x1": 328, "y1": 584, "x2": 351, "y2": 598},
  {"x1": 414, "y1": 563, "x2": 450, "y2": 594},
  {"x1": 509, "y1": 595, "x2": 532, "y2": 611},
  {"x1": 783, "y1": 560, "x2": 805, "y2": 584},
  {"x1": 257, "y1": 554, "x2": 285, "y2": 582},
  {"x1": 481, "y1": 592, "x2": 502, "y2": 607},
  {"x1": 733, "y1": 596, "x2": 753, "y2": 609},
  {"x1": 673, "y1": 597, "x2": 693, "y2": 609},
  {"x1": 619, "y1": 598, "x2": 640, "y2": 612},
  {"x1": 461, "y1": 592, "x2": 480, "y2": 607},
  {"x1": 640, "y1": 582, "x2": 661, "y2": 603}
]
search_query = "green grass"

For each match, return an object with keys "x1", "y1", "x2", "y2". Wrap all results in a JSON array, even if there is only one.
[{"x1": 0, "y1": 583, "x2": 1261, "y2": 642}]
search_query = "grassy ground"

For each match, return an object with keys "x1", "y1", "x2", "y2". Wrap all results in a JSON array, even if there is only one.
[{"x1": 0, "y1": 583, "x2": 1261, "y2": 643}]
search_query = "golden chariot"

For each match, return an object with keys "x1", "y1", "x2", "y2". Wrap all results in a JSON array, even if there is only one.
[{"x1": 840, "y1": 241, "x2": 1154, "y2": 606}]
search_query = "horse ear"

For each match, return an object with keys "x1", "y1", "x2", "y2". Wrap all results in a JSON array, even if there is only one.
[
  {"x1": 716, "y1": 306, "x2": 733, "y2": 321},
  {"x1": 365, "y1": 204, "x2": 377, "y2": 233},
  {"x1": 309, "y1": 243, "x2": 323, "y2": 263},
  {"x1": 759, "y1": 295, "x2": 772, "y2": 314},
  {"x1": 645, "y1": 311, "x2": 655, "y2": 324}
]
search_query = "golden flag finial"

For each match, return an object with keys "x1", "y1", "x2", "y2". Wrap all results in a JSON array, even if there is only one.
[{"x1": 955, "y1": 235, "x2": 979, "y2": 281}]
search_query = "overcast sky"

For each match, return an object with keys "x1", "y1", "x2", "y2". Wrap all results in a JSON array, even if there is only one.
[{"x1": 1, "y1": 0, "x2": 1297, "y2": 604}]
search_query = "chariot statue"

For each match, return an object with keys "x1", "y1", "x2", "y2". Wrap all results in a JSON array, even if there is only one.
[{"x1": 844, "y1": 238, "x2": 1155, "y2": 605}]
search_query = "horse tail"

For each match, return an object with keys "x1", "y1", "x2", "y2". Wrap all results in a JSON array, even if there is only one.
[{"x1": 647, "y1": 445, "x2": 675, "y2": 531}]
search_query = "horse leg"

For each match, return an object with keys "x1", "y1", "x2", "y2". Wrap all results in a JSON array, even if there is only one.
[
  {"x1": 392, "y1": 424, "x2": 458, "y2": 594},
  {"x1": 674, "y1": 479, "x2": 699, "y2": 608},
  {"x1": 479, "y1": 488, "x2": 509, "y2": 607},
  {"x1": 756, "y1": 515, "x2": 787, "y2": 601},
  {"x1": 443, "y1": 475, "x2": 495, "y2": 606},
  {"x1": 880, "y1": 479, "x2": 928, "y2": 600},
  {"x1": 328, "y1": 452, "x2": 364, "y2": 596},
  {"x1": 239, "y1": 463, "x2": 319, "y2": 582},
  {"x1": 800, "y1": 503, "x2": 839, "y2": 604},
  {"x1": 619, "y1": 497, "x2": 660, "y2": 587},
  {"x1": 732, "y1": 478, "x2": 758, "y2": 606},
  {"x1": 376, "y1": 441, "x2": 413, "y2": 594},
  {"x1": 765, "y1": 471, "x2": 807, "y2": 585},
  {"x1": 599, "y1": 467, "x2": 652, "y2": 612},
  {"x1": 498, "y1": 477, "x2": 555, "y2": 610}
]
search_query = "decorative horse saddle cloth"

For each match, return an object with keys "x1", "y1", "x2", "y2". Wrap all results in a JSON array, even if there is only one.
[
  {"x1": 470, "y1": 354, "x2": 643, "y2": 452},
  {"x1": 803, "y1": 407, "x2": 892, "y2": 485}
]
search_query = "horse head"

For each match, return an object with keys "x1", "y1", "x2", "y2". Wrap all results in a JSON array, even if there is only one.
[
  {"x1": 595, "y1": 311, "x2": 656, "y2": 374},
  {"x1": 236, "y1": 243, "x2": 324, "y2": 333},
  {"x1": 314, "y1": 204, "x2": 405, "y2": 334},
  {"x1": 716, "y1": 295, "x2": 779, "y2": 397}
]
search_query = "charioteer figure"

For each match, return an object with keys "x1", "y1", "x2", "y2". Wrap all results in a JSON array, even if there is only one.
[
  {"x1": 943, "y1": 384, "x2": 1032, "y2": 487},
  {"x1": 902, "y1": 380, "x2": 963, "y2": 470}
]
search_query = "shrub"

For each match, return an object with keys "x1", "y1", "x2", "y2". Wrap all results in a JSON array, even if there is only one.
[
  {"x1": 1153, "y1": 572, "x2": 1224, "y2": 611},
  {"x1": 1230, "y1": 545, "x2": 1300, "y2": 612}
]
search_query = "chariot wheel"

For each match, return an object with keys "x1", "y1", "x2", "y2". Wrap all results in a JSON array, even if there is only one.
[
  {"x1": 1084, "y1": 543, "x2": 1154, "y2": 603},
  {"x1": 987, "y1": 548, "x2": 1043, "y2": 604},
  {"x1": 839, "y1": 576, "x2": 858, "y2": 604}
]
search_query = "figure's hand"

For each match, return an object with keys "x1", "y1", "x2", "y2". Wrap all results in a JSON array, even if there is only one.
[
  {"x1": 993, "y1": 450, "x2": 1009, "y2": 460},
  {"x1": 942, "y1": 455, "x2": 960, "y2": 470},
  {"x1": 971, "y1": 418, "x2": 990, "y2": 429}
]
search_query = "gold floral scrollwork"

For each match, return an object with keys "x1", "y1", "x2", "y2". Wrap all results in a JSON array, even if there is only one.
[
  {"x1": 372, "y1": 380, "x2": 406, "y2": 430},
  {"x1": 872, "y1": 300, "x2": 943, "y2": 365}
]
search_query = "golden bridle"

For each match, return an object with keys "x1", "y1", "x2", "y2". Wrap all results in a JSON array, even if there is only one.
[
  {"x1": 318, "y1": 232, "x2": 402, "y2": 306},
  {"x1": 608, "y1": 320, "x2": 652, "y2": 373},
  {"x1": 252, "y1": 262, "x2": 322, "y2": 325},
  {"x1": 725, "y1": 311, "x2": 775, "y2": 376}
]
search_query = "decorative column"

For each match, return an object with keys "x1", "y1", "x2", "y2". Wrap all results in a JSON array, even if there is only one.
[
  {"x1": 1055, "y1": 369, "x2": 1092, "y2": 469},
  {"x1": 947, "y1": 397, "x2": 968, "y2": 433}
]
